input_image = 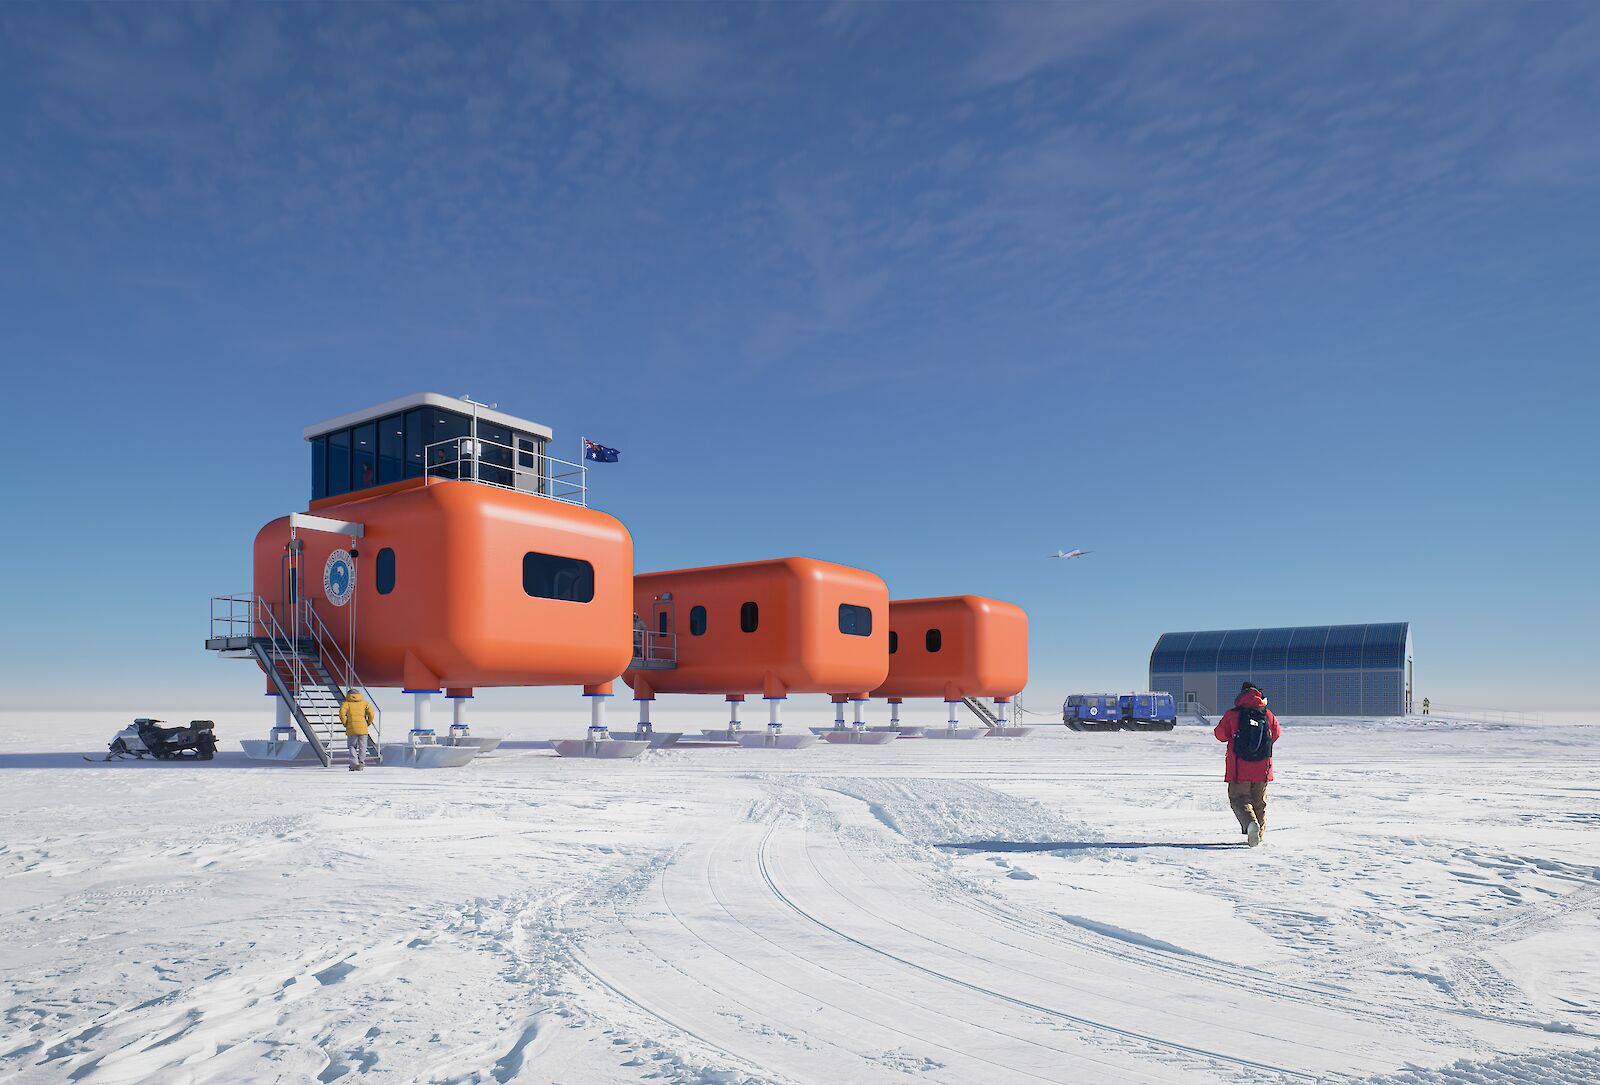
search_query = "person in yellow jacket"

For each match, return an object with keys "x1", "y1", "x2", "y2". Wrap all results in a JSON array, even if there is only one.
[{"x1": 339, "y1": 690, "x2": 375, "y2": 771}]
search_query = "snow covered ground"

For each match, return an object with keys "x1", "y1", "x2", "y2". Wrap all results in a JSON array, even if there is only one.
[{"x1": 3, "y1": 707, "x2": 1599, "y2": 1085}]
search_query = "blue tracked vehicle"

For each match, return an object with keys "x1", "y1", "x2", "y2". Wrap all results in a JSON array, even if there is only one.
[{"x1": 1063, "y1": 692, "x2": 1177, "y2": 732}]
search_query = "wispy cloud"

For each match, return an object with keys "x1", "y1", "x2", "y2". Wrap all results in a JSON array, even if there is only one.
[
  {"x1": 1, "y1": 0, "x2": 1595, "y2": 376},
  {"x1": 605, "y1": 25, "x2": 731, "y2": 100}
]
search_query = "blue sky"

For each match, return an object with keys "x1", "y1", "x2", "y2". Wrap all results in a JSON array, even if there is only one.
[{"x1": 1, "y1": 2, "x2": 1596, "y2": 712}]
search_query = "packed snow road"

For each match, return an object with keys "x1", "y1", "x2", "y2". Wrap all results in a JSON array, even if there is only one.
[{"x1": 3, "y1": 709, "x2": 1599, "y2": 1085}]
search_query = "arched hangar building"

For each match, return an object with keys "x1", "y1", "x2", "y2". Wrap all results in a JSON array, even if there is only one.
[{"x1": 1149, "y1": 623, "x2": 1413, "y2": 716}]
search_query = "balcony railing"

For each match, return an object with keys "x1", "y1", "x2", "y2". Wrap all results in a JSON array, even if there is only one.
[
  {"x1": 631, "y1": 629, "x2": 678, "y2": 670},
  {"x1": 424, "y1": 436, "x2": 587, "y2": 506}
]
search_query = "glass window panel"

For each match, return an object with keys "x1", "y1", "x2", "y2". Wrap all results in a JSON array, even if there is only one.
[
  {"x1": 327, "y1": 428, "x2": 351, "y2": 496},
  {"x1": 424, "y1": 409, "x2": 470, "y2": 480},
  {"x1": 476, "y1": 420, "x2": 513, "y2": 486},
  {"x1": 376, "y1": 548, "x2": 396, "y2": 595},
  {"x1": 889, "y1": 630, "x2": 898, "y2": 654},
  {"x1": 838, "y1": 604, "x2": 872, "y2": 637},
  {"x1": 522, "y1": 552, "x2": 594, "y2": 602},
  {"x1": 311, "y1": 436, "x2": 328, "y2": 500},
  {"x1": 378, "y1": 414, "x2": 405, "y2": 485},
  {"x1": 925, "y1": 628, "x2": 942, "y2": 653},
  {"x1": 404, "y1": 408, "x2": 427, "y2": 478},
  {"x1": 689, "y1": 606, "x2": 707, "y2": 636},
  {"x1": 352, "y1": 422, "x2": 377, "y2": 490},
  {"x1": 740, "y1": 601, "x2": 759, "y2": 633}
]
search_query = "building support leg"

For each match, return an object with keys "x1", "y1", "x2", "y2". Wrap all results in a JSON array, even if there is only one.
[
  {"x1": 767, "y1": 697, "x2": 784, "y2": 735},
  {"x1": 447, "y1": 694, "x2": 472, "y2": 739},
  {"x1": 271, "y1": 693, "x2": 294, "y2": 743},
  {"x1": 410, "y1": 691, "x2": 435, "y2": 744},
  {"x1": 587, "y1": 691, "x2": 611, "y2": 741},
  {"x1": 637, "y1": 697, "x2": 653, "y2": 736}
]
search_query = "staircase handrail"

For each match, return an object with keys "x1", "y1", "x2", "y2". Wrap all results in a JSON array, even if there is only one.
[
  {"x1": 296, "y1": 599, "x2": 382, "y2": 744},
  {"x1": 250, "y1": 595, "x2": 323, "y2": 702},
  {"x1": 960, "y1": 696, "x2": 1001, "y2": 726}
]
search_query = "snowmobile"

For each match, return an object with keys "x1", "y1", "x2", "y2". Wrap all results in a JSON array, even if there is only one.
[{"x1": 95, "y1": 718, "x2": 218, "y2": 761}]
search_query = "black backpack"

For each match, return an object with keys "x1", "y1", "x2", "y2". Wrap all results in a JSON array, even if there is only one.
[{"x1": 1233, "y1": 706, "x2": 1274, "y2": 762}]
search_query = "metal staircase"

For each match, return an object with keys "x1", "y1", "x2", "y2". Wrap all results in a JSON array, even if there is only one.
[
  {"x1": 208, "y1": 595, "x2": 382, "y2": 768},
  {"x1": 961, "y1": 697, "x2": 1002, "y2": 727}
]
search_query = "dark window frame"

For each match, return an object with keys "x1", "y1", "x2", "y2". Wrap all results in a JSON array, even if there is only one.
[
  {"x1": 838, "y1": 603, "x2": 873, "y2": 637},
  {"x1": 925, "y1": 628, "x2": 943, "y2": 653},
  {"x1": 352, "y1": 421, "x2": 378, "y2": 491},
  {"x1": 689, "y1": 605, "x2": 707, "y2": 636},
  {"x1": 376, "y1": 547, "x2": 396, "y2": 595},
  {"x1": 889, "y1": 630, "x2": 898, "y2": 654},
  {"x1": 522, "y1": 551, "x2": 595, "y2": 603},
  {"x1": 740, "y1": 601, "x2": 759, "y2": 633},
  {"x1": 327, "y1": 428, "x2": 352, "y2": 497},
  {"x1": 311, "y1": 435, "x2": 328, "y2": 500},
  {"x1": 404, "y1": 408, "x2": 428, "y2": 478},
  {"x1": 377, "y1": 413, "x2": 405, "y2": 486}
]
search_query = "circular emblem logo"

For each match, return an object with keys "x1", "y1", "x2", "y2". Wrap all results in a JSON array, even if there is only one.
[{"x1": 323, "y1": 549, "x2": 354, "y2": 607}]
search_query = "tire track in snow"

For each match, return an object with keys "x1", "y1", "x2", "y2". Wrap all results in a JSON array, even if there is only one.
[
  {"x1": 754, "y1": 809, "x2": 1323, "y2": 1083},
  {"x1": 696, "y1": 818, "x2": 1126, "y2": 1083},
  {"x1": 582, "y1": 811, "x2": 1095, "y2": 1083},
  {"x1": 812, "y1": 779, "x2": 1441, "y2": 1051},
  {"x1": 815, "y1": 799, "x2": 1427, "y2": 1067},
  {"x1": 564, "y1": 832, "x2": 813, "y2": 1085},
  {"x1": 815, "y1": 776, "x2": 1598, "y2": 1049}
]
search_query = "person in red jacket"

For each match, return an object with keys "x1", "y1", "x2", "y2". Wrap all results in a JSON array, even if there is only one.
[{"x1": 1213, "y1": 682, "x2": 1282, "y2": 846}]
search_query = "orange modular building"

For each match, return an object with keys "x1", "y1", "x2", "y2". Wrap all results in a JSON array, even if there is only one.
[
  {"x1": 218, "y1": 393, "x2": 636, "y2": 762},
  {"x1": 871, "y1": 596, "x2": 1029, "y2": 730},
  {"x1": 252, "y1": 481, "x2": 634, "y2": 693},
  {"x1": 623, "y1": 558, "x2": 889, "y2": 735}
]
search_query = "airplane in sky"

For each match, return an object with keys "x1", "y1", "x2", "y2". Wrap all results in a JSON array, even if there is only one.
[{"x1": 1048, "y1": 549, "x2": 1092, "y2": 560}]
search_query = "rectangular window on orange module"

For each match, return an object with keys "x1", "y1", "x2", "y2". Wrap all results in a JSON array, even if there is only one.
[{"x1": 838, "y1": 604, "x2": 873, "y2": 636}]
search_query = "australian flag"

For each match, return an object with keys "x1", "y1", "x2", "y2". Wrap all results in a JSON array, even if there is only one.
[{"x1": 584, "y1": 439, "x2": 620, "y2": 463}]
